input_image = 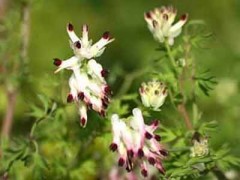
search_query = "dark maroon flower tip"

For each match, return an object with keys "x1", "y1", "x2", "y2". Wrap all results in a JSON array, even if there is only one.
[
  {"x1": 99, "y1": 110, "x2": 106, "y2": 117},
  {"x1": 104, "y1": 85, "x2": 111, "y2": 94},
  {"x1": 181, "y1": 14, "x2": 188, "y2": 21},
  {"x1": 159, "y1": 149, "x2": 168, "y2": 156},
  {"x1": 137, "y1": 149, "x2": 144, "y2": 158},
  {"x1": 67, "y1": 94, "x2": 73, "y2": 103},
  {"x1": 141, "y1": 169, "x2": 148, "y2": 177},
  {"x1": 118, "y1": 158, "x2": 125, "y2": 167},
  {"x1": 101, "y1": 69, "x2": 109, "y2": 77},
  {"x1": 145, "y1": 132, "x2": 153, "y2": 139},
  {"x1": 53, "y1": 58, "x2": 62, "y2": 66},
  {"x1": 78, "y1": 92, "x2": 84, "y2": 101},
  {"x1": 102, "y1": 100, "x2": 108, "y2": 109},
  {"x1": 145, "y1": 12, "x2": 151, "y2": 19},
  {"x1": 127, "y1": 149, "x2": 134, "y2": 158},
  {"x1": 126, "y1": 166, "x2": 131, "y2": 172},
  {"x1": 102, "y1": 31, "x2": 110, "y2": 39},
  {"x1": 109, "y1": 143, "x2": 118, "y2": 152},
  {"x1": 148, "y1": 157, "x2": 156, "y2": 165},
  {"x1": 75, "y1": 41, "x2": 81, "y2": 49},
  {"x1": 154, "y1": 134, "x2": 161, "y2": 141},
  {"x1": 68, "y1": 23, "x2": 74, "y2": 31},
  {"x1": 152, "y1": 120, "x2": 159, "y2": 126},
  {"x1": 103, "y1": 96, "x2": 109, "y2": 103},
  {"x1": 80, "y1": 117, "x2": 86, "y2": 127}
]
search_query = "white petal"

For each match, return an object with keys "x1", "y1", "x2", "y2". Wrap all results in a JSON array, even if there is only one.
[
  {"x1": 79, "y1": 104, "x2": 88, "y2": 127},
  {"x1": 69, "y1": 75, "x2": 79, "y2": 99},
  {"x1": 67, "y1": 24, "x2": 80, "y2": 43},
  {"x1": 168, "y1": 37, "x2": 174, "y2": 46},
  {"x1": 81, "y1": 24, "x2": 89, "y2": 47},
  {"x1": 54, "y1": 56, "x2": 79, "y2": 73},
  {"x1": 87, "y1": 59, "x2": 105, "y2": 82},
  {"x1": 111, "y1": 114, "x2": 121, "y2": 143},
  {"x1": 169, "y1": 18, "x2": 187, "y2": 35}
]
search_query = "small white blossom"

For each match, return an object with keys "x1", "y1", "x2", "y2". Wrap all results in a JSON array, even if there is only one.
[
  {"x1": 53, "y1": 23, "x2": 114, "y2": 127},
  {"x1": 139, "y1": 80, "x2": 168, "y2": 111},
  {"x1": 191, "y1": 136, "x2": 209, "y2": 157},
  {"x1": 144, "y1": 6, "x2": 188, "y2": 45},
  {"x1": 67, "y1": 23, "x2": 114, "y2": 60},
  {"x1": 109, "y1": 108, "x2": 167, "y2": 177}
]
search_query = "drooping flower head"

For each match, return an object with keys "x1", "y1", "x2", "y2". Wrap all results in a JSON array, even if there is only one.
[
  {"x1": 109, "y1": 108, "x2": 167, "y2": 177},
  {"x1": 139, "y1": 80, "x2": 168, "y2": 111},
  {"x1": 144, "y1": 6, "x2": 188, "y2": 45},
  {"x1": 53, "y1": 23, "x2": 114, "y2": 127}
]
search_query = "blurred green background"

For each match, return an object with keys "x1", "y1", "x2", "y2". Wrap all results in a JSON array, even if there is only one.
[{"x1": 1, "y1": 0, "x2": 240, "y2": 179}]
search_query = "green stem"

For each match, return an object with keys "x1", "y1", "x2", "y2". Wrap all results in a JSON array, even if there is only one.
[
  {"x1": 164, "y1": 41, "x2": 193, "y2": 130},
  {"x1": 164, "y1": 41, "x2": 177, "y2": 68}
]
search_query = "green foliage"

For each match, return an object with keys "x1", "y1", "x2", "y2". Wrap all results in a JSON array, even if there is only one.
[{"x1": 1, "y1": 1, "x2": 240, "y2": 180}]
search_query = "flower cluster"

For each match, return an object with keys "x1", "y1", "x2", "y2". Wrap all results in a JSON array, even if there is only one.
[
  {"x1": 109, "y1": 108, "x2": 167, "y2": 177},
  {"x1": 53, "y1": 23, "x2": 114, "y2": 127},
  {"x1": 144, "y1": 6, "x2": 188, "y2": 45},
  {"x1": 139, "y1": 80, "x2": 168, "y2": 111},
  {"x1": 191, "y1": 135, "x2": 209, "y2": 157}
]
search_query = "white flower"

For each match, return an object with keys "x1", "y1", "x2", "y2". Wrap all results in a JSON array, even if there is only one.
[
  {"x1": 191, "y1": 136, "x2": 209, "y2": 157},
  {"x1": 139, "y1": 80, "x2": 168, "y2": 111},
  {"x1": 109, "y1": 108, "x2": 167, "y2": 177},
  {"x1": 67, "y1": 23, "x2": 114, "y2": 60},
  {"x1": 53, "y1": 23, "x2": 114, "y2": 127},
  {"x1": 144, "y1": 6, "x2": 188, "y2": 45}
]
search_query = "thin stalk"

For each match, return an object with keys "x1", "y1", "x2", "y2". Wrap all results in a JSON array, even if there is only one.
[
  {"x1": 164, "y1": 41, "x2": 177, "y2": 68},
  {"x1": 164, "y1": 41, "x2": 193, "y2": 130},
  {"x1": 1, "y1": 1, "x2": 31, "y2": 138}
]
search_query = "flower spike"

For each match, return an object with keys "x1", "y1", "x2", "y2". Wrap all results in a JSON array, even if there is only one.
[
  {"x1": 53, "y1": 23, "x2": 114, "y2": 127},
  {"x1": 144, "y1": 6, "x2": 188, "y2": 45},
  {"x1": 109, "y1": 108, "x2": 167, "y2": 177}
]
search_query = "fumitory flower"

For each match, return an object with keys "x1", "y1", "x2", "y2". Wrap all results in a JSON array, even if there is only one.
[
  {"x1": 191, "y1": 132, "x2": 209, "y2": 157},
  {"x1": 139, "y1": 80, "x2": 168, "y2": 111},
  {"x1": 109, "y1": 108, "x2": 167, "y2": 177},
  {"x1": 53, "y1": 23, "x2": 114, "y2": 127},
  {"x1": 144, "y1": 6, "x2": 188, "y2": 45}
]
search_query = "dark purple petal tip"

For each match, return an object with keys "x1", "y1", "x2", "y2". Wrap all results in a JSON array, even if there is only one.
[
  {"x1": 78, "y1": 92, "x2": 84, "y2": 101},
  {"x1": 118, "y1": 158, "x2": 125, "y2": 167},
  {"x1": 148, "y1": 157, "x2": 156, "y2": 165},
  {"x1": 101, "y1": 69, "x2": 109, "y2": 77},
  {"x1": 80, "y1": 117, "x2": 86, "y2": 127},
  {"x1": 137, "y1": 149, "x2": 144, "y2": 158},
  {"x1": 102, "y1": 31, "x2": 110, "y2": 39},
  {"x1": 181, "y1": 14, "x2": 188, "y2": 21},
  {"x1": 75, "y1": 41, "x2": 81, "y2": 49},
  {"x1": 127, "y1": 149, "x2": 134, "y2": 158},
  {"x1": 145, "y1": 132, "x2": 153, "y2": 139},
  {"x1": 68, "y1": 23, "x2": 74, "y2": 31},
  {"x1": 159, "y1": 149, "x2": 168, "y2": 156},
  {"x1": 109, "y1": 143, "x2": 118, "y2": 152},
  {"x1": 67, "y1": 94, "x2": 73, "y2": 103},
  {"x1": 141, "y1": 169, "x2": 148, "y2": 177},
  {"x1": 154, "y1": 134, "x2": 161, "y2": 141},
  {"x1": 145, "y1": 12, "x2": 151, "y2": 19},
  {"x1": 53, "y1": 58, "x2": 62, "y2": 66}
]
